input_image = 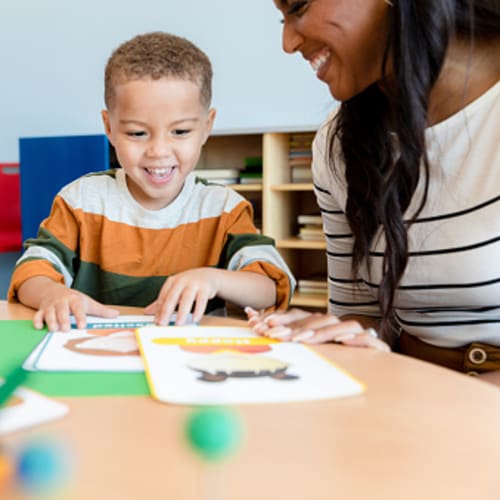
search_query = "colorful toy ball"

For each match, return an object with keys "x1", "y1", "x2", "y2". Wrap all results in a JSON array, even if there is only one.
[
  {"x1": 17, "y1": 438, "x2": 70, "y2": 494},
  {"x1": 0, "y1": 449, "x2": 15, "y2": 492},
  {"x1": 185, "y1": 406, "x2": 243, "y2": 461}
]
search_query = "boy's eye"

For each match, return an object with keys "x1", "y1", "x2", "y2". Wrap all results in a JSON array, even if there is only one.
[
  {"x1": 173, "y1": 129, "x2": 190, "y2": 136},
  {"x1": 126, "y1": 131, "x2": 147, "y2": 137}
]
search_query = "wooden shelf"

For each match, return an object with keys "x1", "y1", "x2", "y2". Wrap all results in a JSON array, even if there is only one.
[
  {"x1": 271, "y1": 183, "x2": 314, "y2": 192},
  {"x1": 290, "y1": 291, "x2": 328, "y2": 309},
  {"x1": 276, "y1": 238, "x2": 326, "y2": 250},
  {"x1": 228, "y1": 183, "x2": 263, "y2": 192},
  {"x1": 199, "y1": 130, "x2": 326, "y2": 313}
]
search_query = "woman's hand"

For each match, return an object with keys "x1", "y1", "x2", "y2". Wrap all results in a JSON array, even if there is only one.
[{"x1": 245, "y1": 307, "x2": 390, "y2": 352}]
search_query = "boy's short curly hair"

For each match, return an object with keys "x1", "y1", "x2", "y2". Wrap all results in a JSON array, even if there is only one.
[{"x1": 104, "y1": 31, "x2": 212, "y2": 109}]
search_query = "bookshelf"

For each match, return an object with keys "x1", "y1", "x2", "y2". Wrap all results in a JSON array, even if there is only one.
[{"x1": 197, "y1": 130, "x2": 328, "y2": 311}]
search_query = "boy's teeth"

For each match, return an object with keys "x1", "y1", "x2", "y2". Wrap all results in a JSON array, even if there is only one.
[{"x1": 146, "y1": 167, "x2": 172, "y2": 176}]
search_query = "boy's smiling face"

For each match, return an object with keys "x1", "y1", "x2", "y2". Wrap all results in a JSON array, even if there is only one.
[{"x1": 102, "y1": 77, "x2": 215, "y2": 210}]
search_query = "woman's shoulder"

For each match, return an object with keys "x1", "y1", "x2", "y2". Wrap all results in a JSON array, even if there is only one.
[{"x1": 311, "y1": 108, "x2": 347, "y2": 199}]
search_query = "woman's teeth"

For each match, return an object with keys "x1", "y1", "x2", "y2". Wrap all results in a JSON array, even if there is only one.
[{"x1": 310, "y1": 50, "x2": 330, "y2": 73}]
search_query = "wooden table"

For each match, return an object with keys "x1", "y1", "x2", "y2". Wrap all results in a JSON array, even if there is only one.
[{"x1": 2, "y1": 301, "x2": 500, "y2": 500}]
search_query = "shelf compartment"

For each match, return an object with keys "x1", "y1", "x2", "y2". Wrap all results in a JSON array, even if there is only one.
[
  {"x1": 228, "y1": 184, "x2": 263, "y2": 192},
  {"x1": 290, "y1": 291, "x2": 328, "y2": 309},
  {"x1": 271, "y1": 183, "x2": 314, "y2": 192},
  {"x1": 276, "y1": 238, "x2": 326, "y2": 250}
]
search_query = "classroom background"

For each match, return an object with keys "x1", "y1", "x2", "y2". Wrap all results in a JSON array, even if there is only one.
[{"x1": 0, "y1": 0, "x2": 334, "y2": 299}]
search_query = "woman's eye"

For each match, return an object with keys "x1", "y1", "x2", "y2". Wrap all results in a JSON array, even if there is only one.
[{"x1": 287, "y1": 1, "x2": 308, "y2": 16}]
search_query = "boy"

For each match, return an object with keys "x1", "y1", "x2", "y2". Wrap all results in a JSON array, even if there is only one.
[{"x1": 8, "y1": 32, "x2": 295, "y2": 332}]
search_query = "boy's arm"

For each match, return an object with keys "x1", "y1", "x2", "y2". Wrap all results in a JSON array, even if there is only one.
[
  {"x1": 18, "y1": 276, "x2": 118, "y2": 332},
  {"x1": 214, "y1": 269, "x2": 276, "y2": 308},
  {"x1": 10, "y1": 191, "x2": 118, "y2": 330},
  {"x1": 147, "y1": 196, "x2": 295, "y2": 326},
  {"x1": 145, "y1": 267, "x2": 276, "y2": 325}
]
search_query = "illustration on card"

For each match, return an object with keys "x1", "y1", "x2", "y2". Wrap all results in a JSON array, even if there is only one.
[
  {"x1": 153, "y1": 337, "x2": 299, "y2": 383},
  {"x1": 64, "y1": 329, "x2": 140, "y2": 357}
]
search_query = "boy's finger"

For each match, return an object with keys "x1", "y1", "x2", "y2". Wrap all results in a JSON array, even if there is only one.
[
  {"x1": 33, "y1": 310, "x2": 46, "y2": 330},
  {"x1": 155, "y1": 295, "x2": 178, "y2": 326},
  {"x1": 192, "y1": 289, "x2": 210, "y2": 323},
  {"x1": 92, "y1": 302, "x2": 119, "y2": 319},
  {"x1": 71, "y1": 300, "x2": 88, "y2": 329},
  {"x1": 44, "y1": 308, "x2": 61, "y2": 333},
  {"x1": 144, "y1": 301, "x2": 158, "y2": 314},
  {"x1": 176, "y1": 288, "x2": 198, "y2": 325},
  {"x1": 55, "y1": 303, "x2": 72, "y2": 332}
]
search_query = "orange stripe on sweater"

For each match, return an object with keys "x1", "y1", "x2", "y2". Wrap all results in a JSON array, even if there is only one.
[
  {"x1": 8, "y1": 260, "x2": 65, "y2": 302},
  {"x1": 42, "y1": 197, "x2": 258, "y2": 277}
]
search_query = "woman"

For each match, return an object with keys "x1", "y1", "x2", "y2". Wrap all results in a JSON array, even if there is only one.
[{"x1": 247, "y1": 0, "x2": 500, "y2": 384}]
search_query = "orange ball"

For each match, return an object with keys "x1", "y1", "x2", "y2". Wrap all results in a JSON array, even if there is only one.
[{"x1": 0, "y1": 452, "x2": 14, "y2": 492}]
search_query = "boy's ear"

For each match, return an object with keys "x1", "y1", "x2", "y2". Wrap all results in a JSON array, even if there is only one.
[
  {"x1": 203, "y1": 108, "x2": 216, "y2": 144},
  {"x1": 101, "y1": 110, "x2": 112, "y2": 140}
]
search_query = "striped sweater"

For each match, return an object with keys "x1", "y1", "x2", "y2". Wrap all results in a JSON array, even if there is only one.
[
  {"x1": 9, "y1": 169, "x2": 295, "y2": 311},
  {"x1": 313, "y1": 81, "x2": 500, "y2": 348}
]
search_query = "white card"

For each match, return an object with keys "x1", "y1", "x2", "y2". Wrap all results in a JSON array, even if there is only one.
[
  {"x1": 27, "y1": 314, "x2": 195, "y2": 372},
  {"x1": 0, "y1": 384, "x2": 68, "y2": 436},
  {"x1": 136, "y1": 325, "x2": 365, "y2": 405}
]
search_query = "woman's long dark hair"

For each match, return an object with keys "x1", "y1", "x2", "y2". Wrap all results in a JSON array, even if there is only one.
[{"x1": 328, "y1": 0, "x2": 500, "y2": 338}]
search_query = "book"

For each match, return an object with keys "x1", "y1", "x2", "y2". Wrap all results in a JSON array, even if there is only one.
[
  {"x1": 23, "y1": 315, "x2": 193, "y2": 373},
  {"x1": 297, "y1": 214, "x2": 322, "y2": 225},
  {"x1": 195, "y1": 168, "x2": 240, "y2": 184},
  {"x1": 0, "y1": 383, "x2": 68, "y2": 435},
  {"x1": 239, "y1": 171, "x2": 263, "y2": 184},
  {"x1": 298, "y1": 279, "x2": 327, "y2": 289},
  {"x1": 136, "y1": 325, "x2": 364, "y2": 405},
  {"x1": 195, "y1": 168, "x2": 239, "y2": 178},
  {"x1": 298, "y1": 226, "x2": 325, "y2": 240},
  {"x1": 290, "y1": 165, "x2": 313, "y2": 182},
  {"x1": 297, "y1": 279, "x2": 328, "y2": 295}
]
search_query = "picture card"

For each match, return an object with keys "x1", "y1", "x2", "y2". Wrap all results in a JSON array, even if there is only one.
[{"x1": 136, "y1": 325, "x2": 365, "y2": 405}]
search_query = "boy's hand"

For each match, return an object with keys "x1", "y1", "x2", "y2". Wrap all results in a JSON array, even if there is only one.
[
  {"x1": 29, "y1": 280, "x2": 119, "y2": 332},
  {"x1": 145, "y1": 268, "x2": 220, "y2": 326}
]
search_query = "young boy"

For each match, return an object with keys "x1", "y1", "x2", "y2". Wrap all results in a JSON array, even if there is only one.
[{"x1": 8, "y1": 32, "x2": 295, "y2": 332}]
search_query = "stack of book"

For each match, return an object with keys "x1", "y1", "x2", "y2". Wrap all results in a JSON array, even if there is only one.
[
  {"x1": 194, "y1": 168, "x2": 240, "y2": 185},
  {"x1": 297, "y1": 214, "x2": 324, "y2": 240},
  {"x1": 289, "y1": 132, "x2": 314, "y2": 182},
  {"x1": 239, "y1": 156, "x2": 263, "y2": 184},
  {"x1": 297, "y1": 278, "x2": 328, "y2": 295}
]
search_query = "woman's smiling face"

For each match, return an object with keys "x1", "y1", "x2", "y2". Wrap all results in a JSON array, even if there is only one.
[{"x1": 274, "y1": 0, "x2": 392, "y2": 101}]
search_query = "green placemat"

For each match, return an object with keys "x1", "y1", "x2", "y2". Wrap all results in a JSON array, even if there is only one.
[{"x1": 0, "y1": 320, "x2": 149, "y2": 397}]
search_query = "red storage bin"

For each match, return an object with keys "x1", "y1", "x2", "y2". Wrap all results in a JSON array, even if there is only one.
[{"x1": 0, "y1": 163, "x2": 22, "y2": 252}]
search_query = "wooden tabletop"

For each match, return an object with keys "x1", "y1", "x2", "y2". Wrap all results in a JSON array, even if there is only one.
[{"x1": 2, "y1": 301, "x2": 500, "y2": 500}]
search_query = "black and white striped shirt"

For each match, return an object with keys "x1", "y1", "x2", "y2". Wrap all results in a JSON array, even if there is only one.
[{"x1": 312, "y1": 82, "x2": 500, "y2": 347}]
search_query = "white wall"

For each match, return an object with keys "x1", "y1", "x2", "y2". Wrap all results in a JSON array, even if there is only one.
[{"x1": 0, "y1": 0, "x2": 334, "y2": 162}]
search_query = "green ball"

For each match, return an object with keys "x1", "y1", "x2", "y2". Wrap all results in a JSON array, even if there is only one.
[{"x1": 185, "y1": 407, "x2": 243, "y2": 461}]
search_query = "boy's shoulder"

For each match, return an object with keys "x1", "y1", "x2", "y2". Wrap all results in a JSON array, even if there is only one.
[
  {"x1": 58, "y1": 168, "x2": 121, "y2": 204},
  {"x1": 175, "y1": 174, "x2": 248, "y2": 216},
  {"x1": 62, "y1": 168, "x2": 118, "y2": 188}
]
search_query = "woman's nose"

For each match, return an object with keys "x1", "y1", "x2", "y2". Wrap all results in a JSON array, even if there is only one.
[{"x1": 282, "y1": 21, "x2": 303, "y2": 54}]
